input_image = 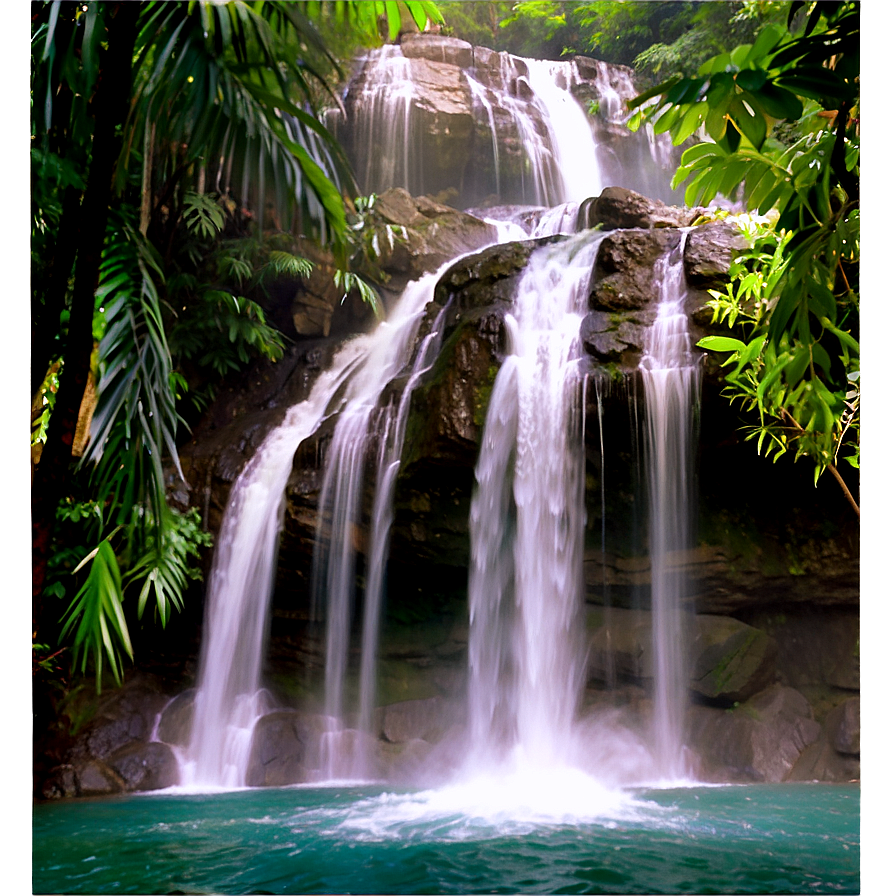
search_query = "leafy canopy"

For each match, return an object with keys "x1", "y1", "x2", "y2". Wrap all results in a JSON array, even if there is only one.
[{"x1": 629, "y1": 0, "x2": 859, "y2": 512}]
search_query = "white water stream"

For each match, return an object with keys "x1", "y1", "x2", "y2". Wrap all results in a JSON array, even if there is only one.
[
  {"x1": 639, "y1": 234, "x2": 700, "y2": 781},
  {"x1": 467, "y1": 231, "x2": 604, "y2": 771},
  {"x1": 312, "y1": 271, "x2": 450, "y2": 780}
]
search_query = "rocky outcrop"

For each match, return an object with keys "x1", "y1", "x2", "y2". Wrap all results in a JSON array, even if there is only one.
[
  {"x1": 56, "y1": 187, "x2": 855, "y2": 802},
  {"x1": 360, "y1": 188, "x2": 499, "y2": 298},
  {"x1": 37, "y1": 675, "x2": 184, "y2": 799},
  {"x1": 688, "y1": 685, "x2": 822, "y2": 783},
  {"x1": 585, "y1": 608, "x2": 776, "y2": 704},
  {"x1": 245, "y1": 711, "x2": 313, "y2": 787},
  {"x1": 584, "y1": 186, "x2": 696, "y2": 231}
]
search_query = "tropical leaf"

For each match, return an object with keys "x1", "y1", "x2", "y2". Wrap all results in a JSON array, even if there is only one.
[
  {"x1": 82, "y1": 213, "x2": 184, "y2": 532},
  {"x1": 60, "y1": 540, "x2": 133, "y2": 690}
]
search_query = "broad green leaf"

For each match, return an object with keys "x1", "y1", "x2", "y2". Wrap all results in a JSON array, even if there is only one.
[
  {"x1": 751, "y1": 82, "x2": 803, "y2": 120},
  {"x1": 734, "y1": 69, "x2": 767, "y2": 92},
  {"x1": 730, "y1": 96, "x2": 766, "y2": 149},
  {"x1": 747, "y1": 24, "x2": 787, "y2": 64},
  {"x1": 697, "y1": 336, "x2": 747, "y2": 352}
]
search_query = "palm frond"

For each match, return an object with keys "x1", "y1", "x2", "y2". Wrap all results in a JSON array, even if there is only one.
[
  {"x1": 81, "y1": 213, "x2": 184, "y2": 534},
  {"x1": 60, "y1": 539, "x2": 133, "y2": 691}
]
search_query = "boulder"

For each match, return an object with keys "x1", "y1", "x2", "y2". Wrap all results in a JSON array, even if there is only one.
[
  {"x1": 70, "y1": 678, "x2": 170, "y2": 764},
  {"x1": 381, "y1": 697, "x2": 455, "y2": 744},
  {"x1": 156, "y1": 690, "x2": 196, "y2": 747},
  {"x1": 363, "y1": 188, "x2": 499, "y2": 295},
  {"x1": 106, "y1": 741, "x2": 180, "y2": 792},
  {"x1": 39, "y1": 765, "x2": 78, "y2": 801},
  {"x1": 589, "y1": 227, "x2": 681, "y2": 313},
  {"x1": 245, "y1": 711, "x2": 312, "y2": 787},
  {"x1": 580, "y1": 311, "x2": 648, "y2": 367},
  {"x1": 587, "y1": 187, "x2": 694, "y2": 231},
  {"x1": 75, "y1": 760, "x2": 124, "y2": 796},
  {"x1": 787, "y1": 700, "x2": 860, "y2": 782},
  {"x1": 688, "y1": 684, "x2": 822, "y2": 782},
  {"x1": 400, "y1": 33, "x2": 474, "y2": 69},
  {"x1": 787, "y1": 738, "x2": 860, "y2": 783},
  {"x1": 689, "y1": 614, "x2": 777, "y2": 703},
  {"x1": 683, "y1": 220, "x2": 749, "y2": 290},
  {"x1": 827, "y1": 697, "x2": 860, "y2": 755}
]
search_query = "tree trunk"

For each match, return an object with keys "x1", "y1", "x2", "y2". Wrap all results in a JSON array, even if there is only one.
[{"x1": 32, "y1": 2, "x2": 141, "y2": 633}]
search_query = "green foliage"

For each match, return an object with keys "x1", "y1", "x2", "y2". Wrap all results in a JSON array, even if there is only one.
[
  {"x1": 31, "y1": 0, "x2": 444, "y2": 691},
  {"x1": 60, "y1": 540, "x2": 133, "y2": 690},
  {"x1": 696, "y1": 214, "x2": 859, "y2": 483},
  {"x1": 630, "y1": 1, "x2": 859, "y2": 509},
  {"x1": 56, "y1": 507, "x2": 211, "y2": 691},
  {"x1": 171, "y1": 290, "x2": 287, "y2": 378},
  {"x1": 128, "y1": 508, "x2": 214, "y2": 628},
  {"x1": 182, "y1": 192, "x2": 227, "y2": 240},
  {"x1": 83, "y1": 213, "x2": 184, "y2": 531}
]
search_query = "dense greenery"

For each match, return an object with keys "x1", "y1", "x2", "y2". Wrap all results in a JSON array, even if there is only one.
[
  {"x1": 31, "y1": 0, "x2": 442, "y2": 689},
  {"x1": 629, "y1": 0, "x2": 859, "y2": 512},
  {"x1": 435, "y1": 1, "x2": 778, "y2": 74}
]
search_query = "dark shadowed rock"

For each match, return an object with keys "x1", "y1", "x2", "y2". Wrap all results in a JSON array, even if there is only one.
[
  {"x1": 690, "y1": 615, "x2": 777, "y2": 703},
  {"x1": 40, "y1": 765, "x2": 78, "y2": 800},
  {"x1": 580, "y1": 311, "x2": 649, "y2": 366},
  {"x1": 589, "y1": 187, "x2": 694, "y2": 230},
  {"x1": 70, "y1": 678, "x2": 170, "y2": 763},
  {"x1": 827, "y1": 697, "x2": 860, "y2": 755},
  {"x1": 683, "y1": 220, "x2": 749, "y2": 290},
  {"x1": 75, "y1": 760, "x2": 124, "y2": 796},
  {"x1": 590, "y1": 228, "x2": 680, "y2": 312},
  {"x1": 245, "y1": 711, "x2": 312, "y2": 787},
  {"x1": 156, "y1": 690, "x2": 196, "y2": 747},
  {"x1": 586, "y1": 607, "x2": 775, "y2": 705},
  {"x1": 688, "y1": 684, "x2": 821, "y2": 782},
  {"x1": 107, "y1": 741, "x2": 180, "y2": 792}
]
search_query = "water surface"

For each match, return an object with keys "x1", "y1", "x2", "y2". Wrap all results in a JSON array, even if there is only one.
[{"x1": 33, "y1": 782, "x2": 858, "y2": 894}]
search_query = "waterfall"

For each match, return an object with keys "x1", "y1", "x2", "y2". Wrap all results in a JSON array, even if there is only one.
[
  {"x1": 346, "y1": 47, "x2": 419, "y2": 197},
  {"x1": 182, "y1": 338, "x2": 375, "y2": 788},
  {"x1": 183, "y1": 30, "x2": 693, "y2": 791},
  {"x1": 467, "y1": 231, "x2": 605, "y2": 770},
  {"x1": 639, "y1": 234, "x2": 700, "y2": 781},
  {"x1": 312, "y1": 271, "x2": 448, "y2": 780},
  {"x1": 344, "y1": 42, "x2": 674, "y2": 208}
]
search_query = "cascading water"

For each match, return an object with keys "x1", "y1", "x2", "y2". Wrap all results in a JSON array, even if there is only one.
[
  {"x1": 184, "y1": 275, "x2": 444, "y2": 787},
  {"x1": 182, "y1": 338, "x2": 375, "y2": 788},
  {"x1": 312, "y1": 270, "x2": 450, "y2": 780},
  {"x1": 184, "y1": 32, "x2": 691, "y2": 792},
  {"x1": 639, "y1": 233, "x2": 700, "y2": 781},
  {"x1": 348, "y1": 46, "x2": 656, "y2": 207},
  {"x1": 467, "y1": 231, "x2": 605, "y2": 771}
]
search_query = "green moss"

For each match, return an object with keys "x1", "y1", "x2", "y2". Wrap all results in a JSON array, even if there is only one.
[{"x1": 472, "y1": 363, "x2": 499, "y2": 429}]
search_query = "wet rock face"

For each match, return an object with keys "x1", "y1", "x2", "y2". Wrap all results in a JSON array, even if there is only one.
[
  {"x1": 585, "y1": 608, "x2": 776, "y2": 704},
  {"x1": 365, "y1": 188, "x2": 499, "y2": 297},
  {"x1": 245, "y1": 711, "x2": 312, "y2": 787},
  {"x1": 587, "y1": 187, "x2": 695, "y2": 231},
  {"x1": 688, "y1": 684, "x2": 823, "y2": 783},
  {"x1": 684, "y1": 220, "x2": 750, "y2": 291}
]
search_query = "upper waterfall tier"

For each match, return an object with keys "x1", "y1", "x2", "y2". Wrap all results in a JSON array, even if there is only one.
[{"x1": 334, "y1": 34, "x2": 679, "y2": 210}]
